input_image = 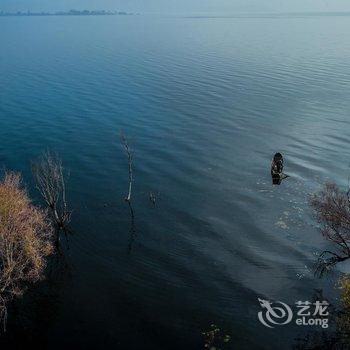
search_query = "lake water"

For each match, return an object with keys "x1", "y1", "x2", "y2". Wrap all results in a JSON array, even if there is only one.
[{"x1": 1, "y1": 13, "x2": 350, "y2": 349}]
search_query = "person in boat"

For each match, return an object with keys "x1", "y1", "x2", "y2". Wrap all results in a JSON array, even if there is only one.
[
  {"x1": 271, "y1": 152, "x2": 284, "y2": 175},
  {"x1": 271, "y1": 152, "x2": 284, "y2": 185}
]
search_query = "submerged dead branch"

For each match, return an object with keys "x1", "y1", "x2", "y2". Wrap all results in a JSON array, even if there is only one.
[
  {"x1": 120, "y1": 133, "x2": 133, "y2": 202},
  {"x1": 310, "y1": 182, "x2": 350, "y2": 277},
  {"x1": 120, "y1": 132, "x2": 138, "y2": 252},
  {"x1": 31, "y1": 151, "x2": 71, "y2": 246}
]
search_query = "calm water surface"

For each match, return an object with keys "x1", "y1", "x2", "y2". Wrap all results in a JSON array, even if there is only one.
[{"x1": 0, "y1": 13, "x2": 350, "y2": 349}]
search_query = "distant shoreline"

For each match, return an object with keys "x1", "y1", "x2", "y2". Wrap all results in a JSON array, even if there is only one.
[
  {"x1": 184, "y1": 11, "x2": 350, "y2": 18},
  {"x1": 0, "y1": 10, "x2": 134, "y2": 17}
]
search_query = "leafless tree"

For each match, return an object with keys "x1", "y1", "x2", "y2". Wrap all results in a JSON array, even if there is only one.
[
  {"x1": 31, "y1": 151, "x2": 71, "y2": 246},
  {"x1": 0, "y1": 172, "x2": 53, "y2": 330},
  {"x1": 310, "y1": 182, "x2": 350, "y2": 277}
]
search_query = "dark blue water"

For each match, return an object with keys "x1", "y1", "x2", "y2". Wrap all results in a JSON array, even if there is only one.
[{"x1": 1, "y1": 14, "x2": 350, "y2": 349}]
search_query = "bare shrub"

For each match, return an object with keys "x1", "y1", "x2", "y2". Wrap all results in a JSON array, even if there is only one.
[
  {"x1": 310, "y1": 182, "x2": 350, "y2": 277},
  {"x1": 0, "y1": 172, "x2": 53, "y2": 329},
  {"x1": 31, "y1": 151, "x2": 71, "y2": 246}
]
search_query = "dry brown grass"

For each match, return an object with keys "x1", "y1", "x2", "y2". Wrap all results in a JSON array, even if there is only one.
[{"x1": 0, "y1": 172, "x2": 53, "y2": 329}]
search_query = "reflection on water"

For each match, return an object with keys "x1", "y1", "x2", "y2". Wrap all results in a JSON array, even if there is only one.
[
  {"x1": 127, "y1": 201, "x2": 137, "y2": 253},
  {"x1": 1, "y1": 13, "x2": 350, "y2": 349}
]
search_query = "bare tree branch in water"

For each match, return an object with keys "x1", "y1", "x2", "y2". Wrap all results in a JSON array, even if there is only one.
[
  {"x1": 149, "y1": 191, "x2": 157, "y2": 206},
  {"x1": 120, "y1": 133, "x2": 138, "y2": 252},
  {"x1": 31, "y1": 151, "x2": 72, "y2": 247},
  {"x1": 120, "y1": 133, "x2": 133, "y2": 202},
  {"x1": 310, "y1": 182, "x2": 350, "y2": 277}
]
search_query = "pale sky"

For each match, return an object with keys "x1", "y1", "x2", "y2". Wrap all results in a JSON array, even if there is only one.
[{"x1": 1, "y1": 0, "x2": 350, "y2": 14}]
